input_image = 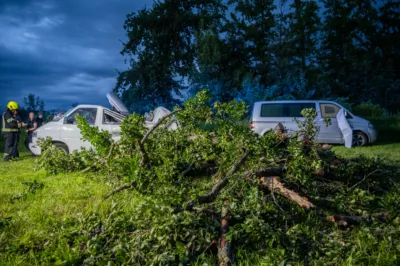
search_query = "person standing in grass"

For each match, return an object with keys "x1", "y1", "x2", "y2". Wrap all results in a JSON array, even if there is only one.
[
  {"x1": 36, "y1": 111, "x2": 44, "y2": 127},
  {"x1": 1, "y1": 101, "x2": 21, "y2": 162},
  {"x1": 11, "y1": 110, "x2": 23, "y2": 159},
  {"x1": 25, "y1": 112, "x2": 38, "y2": 157}
]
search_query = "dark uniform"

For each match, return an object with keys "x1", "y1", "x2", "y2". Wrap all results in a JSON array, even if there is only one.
[
  {"x1": 25, "y1": 118, "x2": 37, "y2": 156},
  {"x1": 12, "y1": 114, "x2": 23, "y2": 158},
  {"x1": 2, "y1": 109, "x2": 20, "y2": 161},
  {"x1": 36, "y1": 116, "x2": 43, "y2": 127}
]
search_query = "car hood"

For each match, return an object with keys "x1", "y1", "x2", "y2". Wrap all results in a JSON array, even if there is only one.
[{"x1": 106, "y1": 91, "x2": 130, "y2": 116}]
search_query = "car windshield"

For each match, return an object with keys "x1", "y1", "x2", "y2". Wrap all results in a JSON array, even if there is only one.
[{"x1": 53, "y1": 108, "x2": 73, "y2": 121}]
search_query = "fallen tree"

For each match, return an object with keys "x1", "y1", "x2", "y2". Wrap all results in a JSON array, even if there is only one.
[{"x1": 35, "y1": 90, "x2": 400, "y2": 265}]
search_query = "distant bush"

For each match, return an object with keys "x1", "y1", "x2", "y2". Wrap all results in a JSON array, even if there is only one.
[{"x1": 353, "y1": 102, "x2": 386, "y2": 118}]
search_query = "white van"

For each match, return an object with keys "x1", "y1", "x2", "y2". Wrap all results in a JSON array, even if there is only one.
[
  {"x1": 29, "y1": 92, "x2": 178, "y2": 155},
  {"x1": 250, "y1": 100, "x2": 377, "y2": 147}
]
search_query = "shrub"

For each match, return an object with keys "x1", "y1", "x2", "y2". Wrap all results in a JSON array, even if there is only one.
[{"x1": 353, "y1": 102, "x2": 386, "y2": 118}]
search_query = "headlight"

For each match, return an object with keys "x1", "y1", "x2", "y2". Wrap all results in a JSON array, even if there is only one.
[
  {"x1": 368, "y1": 123, "x2": 375, "y2": 129},
  {"x1": 33, "y1": 131, "x2": 38, "y2": 137}
]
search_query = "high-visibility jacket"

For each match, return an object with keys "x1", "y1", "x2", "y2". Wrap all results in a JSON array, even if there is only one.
[{"x1": 1, "y1": 109, "x2": 20, "y2": 133}]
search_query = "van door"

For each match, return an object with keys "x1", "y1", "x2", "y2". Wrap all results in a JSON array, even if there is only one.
[
  {"x1": 283, "y1": 102, "x2": 316, "y2": 136},
  {"x1": 60, "y1": 107, "x2": 99, "y2": 152},
  {"x1": 316, "y1": 103, "x2": 343, "y2": 143}
]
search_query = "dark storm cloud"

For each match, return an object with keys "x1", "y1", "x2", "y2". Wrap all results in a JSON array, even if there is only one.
[{"x1": 0, "y1": 0, "x2": 153, "y2": 110}]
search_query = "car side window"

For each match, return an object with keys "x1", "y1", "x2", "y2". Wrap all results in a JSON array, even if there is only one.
[
  {"x1": 103, "y1": 111, "x2": 122, "y2": 124},
  {"x1": 66, "y1": 108, "x2": 97, "y2": 125},
  {"x1": 320, "y1": 103, "x2": 341, "y2": 118}
]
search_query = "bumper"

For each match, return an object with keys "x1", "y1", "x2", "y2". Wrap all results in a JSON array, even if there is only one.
[
  {"x1": 29, "y1": 142, "x2": 41, "y2": 155},
  {"x1": 368, "y1": 128, "x2": 377, "y2": 144}
]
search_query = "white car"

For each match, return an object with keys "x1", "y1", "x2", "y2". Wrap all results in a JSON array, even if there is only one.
[{"x1": 29, "y1": 92, "x2": 178, "y2": 155}]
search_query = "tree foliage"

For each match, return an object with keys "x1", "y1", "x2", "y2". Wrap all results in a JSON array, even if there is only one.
[
  {"x1": 116, "y1": 0, "x2": 400, "y2": 112},
  {"x1": 23, "y1": 93, "x2": 45, "y2": 112},
  {"x1": 33, "y1": 91, "x2": 400, "y2": 265}
]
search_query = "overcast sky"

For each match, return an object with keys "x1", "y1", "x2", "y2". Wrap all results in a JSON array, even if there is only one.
[{"x1": 0, "y1": 0, "x2": 153, "y2": 110}]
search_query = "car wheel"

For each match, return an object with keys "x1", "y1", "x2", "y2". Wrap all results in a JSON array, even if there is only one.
[
  {"x1": 53, "y1": 143, "x2": 69, "y2": 154},
  {"x1": 352, "y1": 132, "x2": 368, "y2": 147}
]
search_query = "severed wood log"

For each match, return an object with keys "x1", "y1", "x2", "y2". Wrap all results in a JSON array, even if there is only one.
[
  {"x1": 218, "y1": 201, "x2": 232, "y2": 266},
  {"x1": 328, "y1": 212, "x2": 390, "y2": 227},
  {"x1": 259, "y1": 176, "x2": 315, "y2": 209},
  {"x1": 254, "y1": 166, "x2": 283, "y2": 177}
]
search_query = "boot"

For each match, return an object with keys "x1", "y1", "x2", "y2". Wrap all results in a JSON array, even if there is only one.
[{"x1": 4, "y1": 155, "x2": 10, "y2": 162}]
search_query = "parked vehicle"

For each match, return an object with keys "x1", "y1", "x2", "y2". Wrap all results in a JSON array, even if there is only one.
[
  {"x1": 29, "y1": 92, "x2": 178, "y2": 155},
  {"x1": 249, "y1": 100, "x2": 377, "y2": 147}
]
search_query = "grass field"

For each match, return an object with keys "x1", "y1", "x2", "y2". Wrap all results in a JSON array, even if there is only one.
[{"x1": 1, "y1": 142, "x2": 399, "y2": 265}]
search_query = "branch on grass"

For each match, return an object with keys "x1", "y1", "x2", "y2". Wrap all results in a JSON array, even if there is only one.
[
  {"x1": 181, "y1": 163, "x2": 194, "y2": 177},
  {"x1": 348, "y1": 169, "x2": 381, "y2": 192},
  {"x1": 141, "y1": 109, "x2": 181, "y2": 145},
  {"x1": 185, "y1": 152, "x2": 250, "y2": 210},
  {"x1": 103, "y1": 183, "x2": 134, "y2": 200},
  {"x1": 259, "y1": 176, "x2": 315, "y2": 209},
  {"x1": 328, "y1": 212, "x2": 390, "y2": 227},
  {"x1": 81, "y1": 142, "x2": 118, "y2": 173},
  {"x1": 218, "y1": 201, "x2": 233, "y2": 266},
  {"x1": 137, "y1": 139, "x2": 149, "y2": 166}
]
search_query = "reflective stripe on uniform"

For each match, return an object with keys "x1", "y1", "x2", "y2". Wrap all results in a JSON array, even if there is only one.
[
  {"x1": 6, "y1": 117, "x2": 15, "y2": 123},
  {"x1": 2, "y1": 113, "x2": 18, "y2": 132}
]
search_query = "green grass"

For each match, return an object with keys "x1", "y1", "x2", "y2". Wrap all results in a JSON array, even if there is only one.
[
  {"x1": 1, "y1": 143, "x2": 400, "y2": 265},
  {"x1": 333, "y1": 142, "x2": 400, "y2": 161},
  {"x1": 0, "y1": 153, "x2": 141, "y2": 265}
]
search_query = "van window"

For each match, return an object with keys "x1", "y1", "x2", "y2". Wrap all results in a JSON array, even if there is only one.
[
  {"x1": 65, "y1": 108, "x2": 97, "y2": 125},
  {"x1": 261, "y1": 104, "x2": 285, "y2": 117},
  {"x1": 286, "y1": 103, "x2": 316, "y2": 117},
  {"x1": 320, "y1": 103, "x2": 341, "y2": 118},
  {"x1": 261, "y1": 103, "x2": 316, "y2": 117}
]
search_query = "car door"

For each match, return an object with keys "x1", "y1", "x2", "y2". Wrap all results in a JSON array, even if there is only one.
[
  {"x1": 316, "y1": 103, "x2": 343, "y2": 144},
  {"x1": 60, "y1": 107, "x2": 99, "y2": 152},
  {"x1": 99, "y1": 109, "x2": 124, "y2": 142}
]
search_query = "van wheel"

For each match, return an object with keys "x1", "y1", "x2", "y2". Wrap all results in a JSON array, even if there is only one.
[
  {"x1": 352, "y1": 132, "x2": 368, "y2": 147},
  {"x1": 53, "y1": 143, "x2": 69, "y2": 154}
]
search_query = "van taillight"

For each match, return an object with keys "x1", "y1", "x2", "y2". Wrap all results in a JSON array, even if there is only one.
[{"x1": 250, "y1": 121, "x2": 255, "y2": 129}]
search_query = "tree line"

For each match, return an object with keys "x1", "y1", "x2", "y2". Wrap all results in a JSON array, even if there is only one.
[{"x1": 114, "y1": 0, "x2": 400, "y2": 113}]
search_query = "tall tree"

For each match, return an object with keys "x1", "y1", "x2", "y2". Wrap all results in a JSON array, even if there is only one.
[
  {"x1": 287, "y1": 0, "x2": 321, "y2": 96},
  {"x1": 115, "y1": 0, "x2": 225, "y2": 112},
  {"x1": 320, "y1": 0, "x2": 357, "y2": 98},
  {"x1": 228, "y1": 0, "x2": 277, "y2": 87},
  {"x1": 376, "y1": 1, "x2": 400, "y2": 109},
  {"x1": 24, "y1": 94, "x2": 45, "y2": 112}
]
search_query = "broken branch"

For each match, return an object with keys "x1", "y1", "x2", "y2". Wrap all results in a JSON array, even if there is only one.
[
  {"x1": 103, "y1": 183, "x2": 133, "y2": 200},
  {"x1": 141, "y1": 109, "x2": 181, "y2": 145},
  {"x1": 185, "y1": 152, "x2": 250, "y2": 210},
  {"x1": 218, "y1": 201, "x2": 232, "y2": 266},
  {"x1": 328, "y1": 212, "x2": 390, "y2": 226},
  {"x1": 259, "y1": 176, "x2": 315, "y2": 209}
]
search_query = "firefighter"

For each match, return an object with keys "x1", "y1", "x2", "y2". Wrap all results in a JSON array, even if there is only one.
[{"x1": 1, "y1": 101, "x2": 21, "y2": 162}]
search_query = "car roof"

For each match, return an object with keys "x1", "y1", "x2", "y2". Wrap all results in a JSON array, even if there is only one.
[
  {"x1": 254, "y1": 100, "x2": 338, "y2": 104},
  {"x1": 74, "y1": 104, "x2": 102, "y2": 108}
]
